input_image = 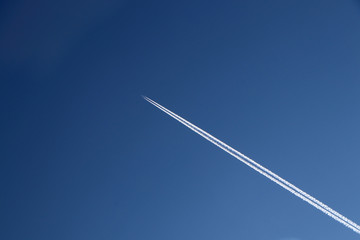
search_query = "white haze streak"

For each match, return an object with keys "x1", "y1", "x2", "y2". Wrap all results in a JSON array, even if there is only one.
[{"x1": 143, "y1": 96, "x2": 360, "y2": 235}]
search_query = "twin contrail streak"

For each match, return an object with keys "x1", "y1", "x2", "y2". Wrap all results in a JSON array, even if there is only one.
[{"x1": 143, "y1": 96, "x2": 360, "y2": 235}]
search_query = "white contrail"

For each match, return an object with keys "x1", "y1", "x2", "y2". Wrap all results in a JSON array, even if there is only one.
[
  {"x1": 143, "y1": 96, "x2": 360, "y2": 231},
  {"x1": 144, "y1": 96, "x2": 360, "y2": 233},
  {"x1": 143, "y1": 96, "x2": 360, "y2": 235}
]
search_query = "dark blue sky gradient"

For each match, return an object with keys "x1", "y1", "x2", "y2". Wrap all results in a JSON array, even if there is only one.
[{"x1": 1, "y1": 1, "x2": 360, "y2": 239}]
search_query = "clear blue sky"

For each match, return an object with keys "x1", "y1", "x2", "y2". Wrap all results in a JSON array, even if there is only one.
[{"x1": 1, "y1": 0, "x2": 360, "y2": 239}]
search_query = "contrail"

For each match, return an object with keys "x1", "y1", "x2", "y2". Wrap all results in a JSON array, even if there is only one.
[
  {"x1": 143, "y1": 96, "x2": 360, "y2": 232},
  {"x1": 143, "y1": 96, "x2": 360, "y2": 235}
]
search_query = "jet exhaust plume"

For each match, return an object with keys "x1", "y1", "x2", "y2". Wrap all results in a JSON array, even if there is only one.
[{"x1": 143, "y1": 96, "x2": 360, "y2": 235}]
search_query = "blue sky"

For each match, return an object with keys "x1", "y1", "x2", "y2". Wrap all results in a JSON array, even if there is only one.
[{"x1": 1, "y1": 0, "x2": 360, "y2": 239}]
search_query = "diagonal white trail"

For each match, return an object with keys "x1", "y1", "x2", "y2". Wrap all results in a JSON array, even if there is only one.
[
  {"x1": 143, "y1": 96, "x2": 360, "y2": 235},
  {"x1": 144, "y1": 96, "x2": 360, "y2": 231}
]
